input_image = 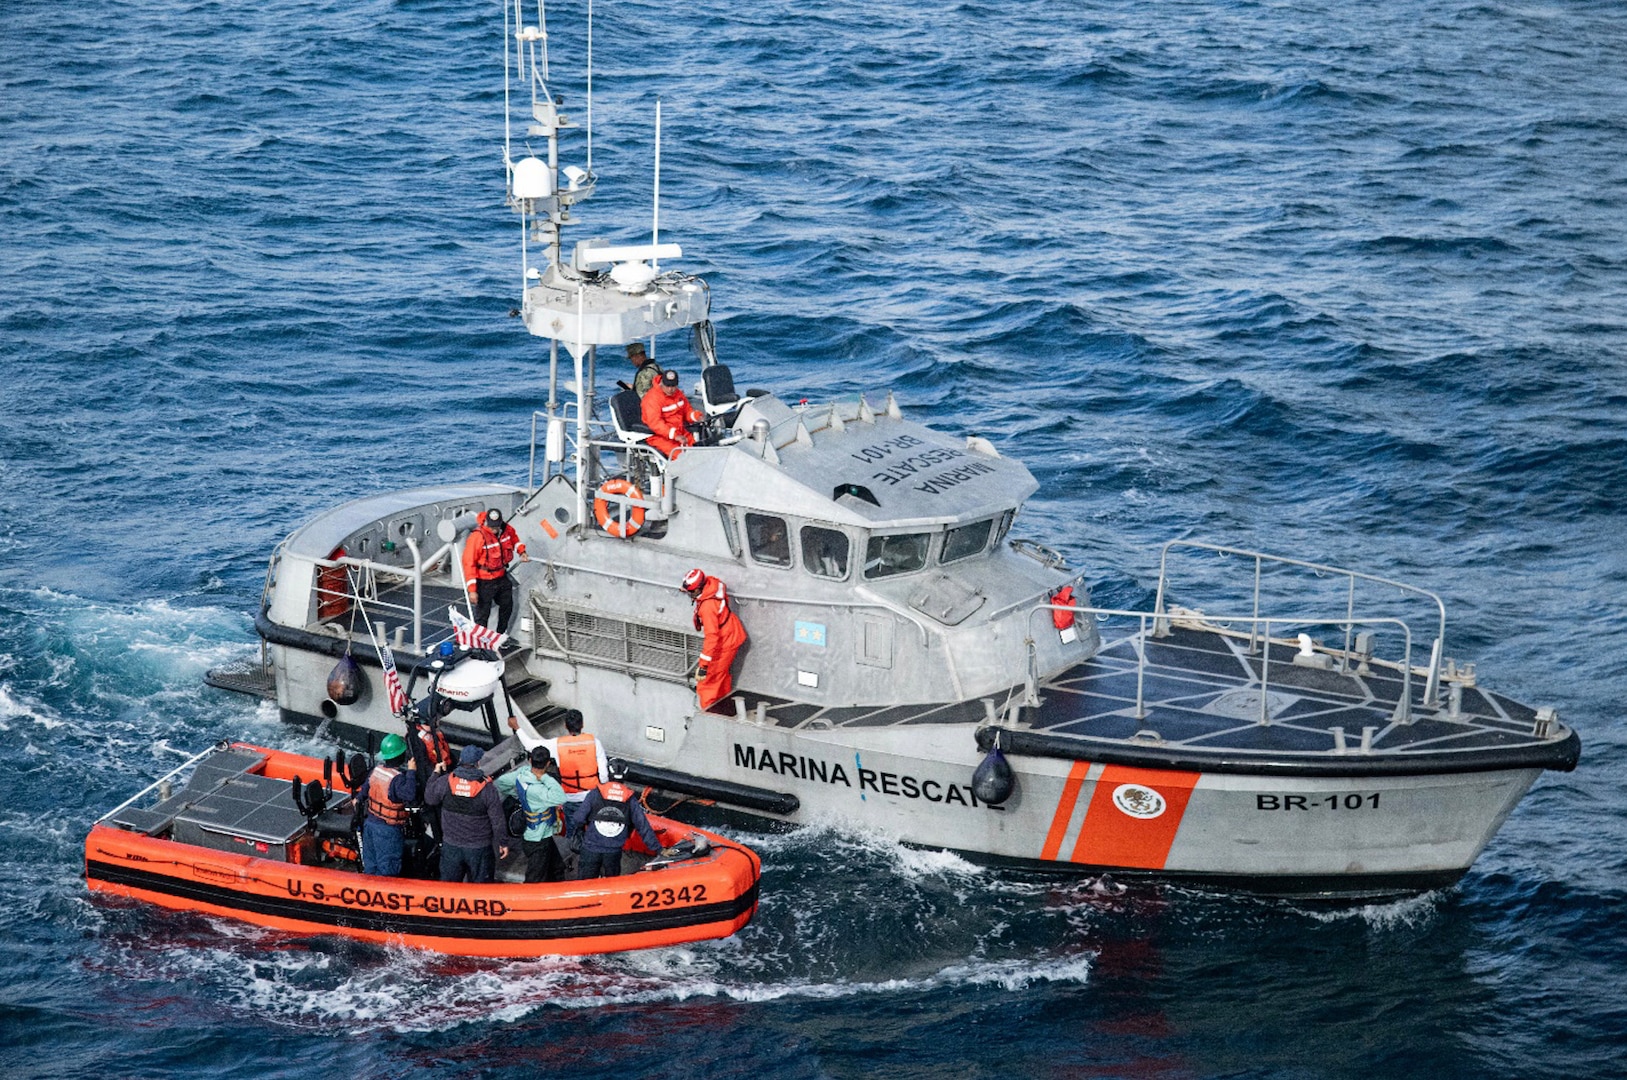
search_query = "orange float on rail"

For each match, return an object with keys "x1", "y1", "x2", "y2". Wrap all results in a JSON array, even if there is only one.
[
  {"x1": 84, "y1": 742, "x2": 759, "y2": 958},
  {"x1": 593, "y1": 478, "x2": 646, "y2": 538}
]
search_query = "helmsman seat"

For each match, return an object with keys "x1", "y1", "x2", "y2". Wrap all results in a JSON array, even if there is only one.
[
  {"x1": 700, "y1": 364, "x2": 742, "y2": 419},
  {"x1": 610, "y1": 389, "x2": 655, "y2": 444}
]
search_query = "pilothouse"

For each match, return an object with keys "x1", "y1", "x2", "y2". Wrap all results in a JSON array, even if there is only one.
[{"x1": 209, "y1": 0, "x2": 1579, "y2": 899}]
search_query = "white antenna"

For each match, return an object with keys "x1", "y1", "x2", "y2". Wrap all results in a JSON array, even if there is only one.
[
  {"x1": 585, "y1": 0, "x2": 593, "y2": 175},
  {"x1": 502, "y1": 0, "x2": 512, "y2": 163},
  {"x1": 652, "y1": 99, "x2": 661, "y2": 273},
  {"x1": 536, "y1": 0, "x2": 549, "y2": 79}
]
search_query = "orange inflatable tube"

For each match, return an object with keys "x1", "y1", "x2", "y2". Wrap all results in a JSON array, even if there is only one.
[{"x1": 85, "y1": 743, "x2": 760, "y2": 958}]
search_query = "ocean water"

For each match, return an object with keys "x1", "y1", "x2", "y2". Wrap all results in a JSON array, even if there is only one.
[{"x1": 3, "y1": 0, "x2": 1625, "y2": 1075}]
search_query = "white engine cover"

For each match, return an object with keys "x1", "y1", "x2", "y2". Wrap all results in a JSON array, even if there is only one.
[{"x1": 436, "y1": 658, "x2": 504, "y2": 703}]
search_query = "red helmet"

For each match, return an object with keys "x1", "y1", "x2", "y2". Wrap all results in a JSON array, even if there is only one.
[{"x1": 681, "y1": 568, "x2": 707, "y2": 595}]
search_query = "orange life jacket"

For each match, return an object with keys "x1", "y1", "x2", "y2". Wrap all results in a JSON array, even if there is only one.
[
  {"x1": 367, "y1": 766, "x2": 408, "y2": 826},
  {"x1": 448, "y1": 773, "x2": 490, "y2": 798},
  {"x1": 443, "y1": 771, "x2": 492, "y2": 817},
  {"x1": 462, "y1": 524, "x2": 524, "y2": 582},
  {"x1": 600, "y1": 781, "x2": 633, "y2": 803},
  {"x1": 415, "y1": 724, "x2": 451, "y2": 770},
  {"x1": 556, "y1": 733, "x2": 601, "y2": 794}
]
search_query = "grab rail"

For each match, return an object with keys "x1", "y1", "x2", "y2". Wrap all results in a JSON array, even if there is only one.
[
  {"x1": 97, "y1": 742, "x2": 227, "y2": 826},
  {"x1": 1027, "y1": 603, "x2": 1419, "y2": 726},
  {"x1": 1152, "y1": 540, "x2": 1448, "y2": 705},
  {"x1": 309, "y1": 536, "x2": 457, "y2": 654}
]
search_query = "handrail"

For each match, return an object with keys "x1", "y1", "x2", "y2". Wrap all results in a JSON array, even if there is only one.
[
  {"x1": 541, "y1": 558, "x2": 936, "y2": 648},
  {"x1": 1153, "y1": 540, "x2": 1447, "y2": 705},
  {"x1": 97, "y1": 741, "x2": 228, "y2": 826},
  {"x1": 309, "y1": 539, "x2": 455, "y2": 654},
  {"x1": 1027, "y1": 603, "x2": 1418, "y2": 726}
]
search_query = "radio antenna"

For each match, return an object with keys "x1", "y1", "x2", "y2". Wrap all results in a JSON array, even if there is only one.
[
  {"x1": 585, "y1": 0, "x2": 593, "y2": 175},
  {"x1": 652, "y1": 100, "x2": 662, "y2": 273}
]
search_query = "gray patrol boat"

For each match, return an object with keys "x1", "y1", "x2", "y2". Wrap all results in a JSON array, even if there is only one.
[{"x1": 209, "y1": 2, "x2": 1579, "y2": 898}]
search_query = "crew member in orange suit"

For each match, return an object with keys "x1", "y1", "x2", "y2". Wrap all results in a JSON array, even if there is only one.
[
  {"x1": 640, "y1": 369, "x2": 704, "y2": 459},
  {"x1": 461, "y1": 508, "x2": 528, "y2": 634},
  {"x1": 682, "y1": 569, "x2": 747, "y2": 710}
]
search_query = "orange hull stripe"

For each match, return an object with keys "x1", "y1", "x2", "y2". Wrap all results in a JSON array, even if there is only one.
[
  {"x1": 1040, "y1": 760, "x2": 1092, "y2": 861},
  {"x1": 1069, "y1": 764, "x2": 1202, "y2": 869}
]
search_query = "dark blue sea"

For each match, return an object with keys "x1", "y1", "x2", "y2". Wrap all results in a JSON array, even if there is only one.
[{"x1": 3, "y1": 0, "x2": 1625, "y2": 1075}]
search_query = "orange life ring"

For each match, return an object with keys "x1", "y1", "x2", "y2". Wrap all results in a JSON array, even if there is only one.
[{"x1": 594, "y1": 479, "x2": 646, "y2": 538}]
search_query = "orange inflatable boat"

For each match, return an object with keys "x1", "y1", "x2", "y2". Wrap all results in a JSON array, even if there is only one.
[{"x1": 85, "y1": 742, "x2": 760, "y2": 957}]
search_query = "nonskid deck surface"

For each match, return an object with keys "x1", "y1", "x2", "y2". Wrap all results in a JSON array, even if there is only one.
[
  {"x1": 332, "y1": 578, "x2": 523, "y2": 661},
  {"x1": 714, "y1": 624, "x2": 1567, "y2": 766},
  {"x1": 1027, "y1": 624, "x2": 1550, "y2": 760}
]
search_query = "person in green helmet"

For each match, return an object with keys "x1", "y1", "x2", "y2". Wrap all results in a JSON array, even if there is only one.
[{"x1": 362, "y1": 733, "x2": 416, "y2": 876}]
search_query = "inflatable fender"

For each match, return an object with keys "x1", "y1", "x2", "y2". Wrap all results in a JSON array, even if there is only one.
[
  {"x1": 326, "y1": 654, "x2": 363, "y2": 705},
  {"x1": 971, "y1": 745, "x2": 1015, "y2": 805}
]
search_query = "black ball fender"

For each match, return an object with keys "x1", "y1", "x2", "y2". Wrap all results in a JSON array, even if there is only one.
[{"x1": 972, "y1": 745, "x2": 1015, "y2": 805}]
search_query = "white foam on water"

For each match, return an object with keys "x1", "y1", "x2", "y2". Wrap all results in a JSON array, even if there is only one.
[
  {"x1": 102, "y1": 916, "x2": 1094, "y2": 1035},
  {"x1": 1299, "y1": 889, "x2": 1444, "y2": 931}
]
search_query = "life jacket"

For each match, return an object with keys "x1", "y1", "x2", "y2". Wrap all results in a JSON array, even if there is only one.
[
  {"x1": 443, "y1": 770, "x2": 491, "y2": 816},
  {"x1": 415, "y1": 723, "x2": 452, "y2": 770},
  {"x1": 556, "y1": 733, "x2": 600, "y2": 794},
  {"x1": 589, "y1": 782, "x2": 635, "y2": 842},
  {"x1": 517, "y1": 775, "x2": 565, "y2": 835},
  {"x1": 366, "y1": 766, "x2": 408, "y2": 826},
  {"x1": 463, "y1": 524, "x2": 523, "y2": 582}
]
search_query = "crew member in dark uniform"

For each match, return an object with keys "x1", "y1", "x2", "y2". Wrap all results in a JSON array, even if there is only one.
[
  {"x1": 425, "y1": 745, "x2": 509, "y2": 883},
  {"x1": 568, "y1": 762, "x2": 661, "y2": 879}
]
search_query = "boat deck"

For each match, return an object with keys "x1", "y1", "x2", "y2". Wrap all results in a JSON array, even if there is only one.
[{"x1": 719, "y1": 621, "x2": 1579, "y2": 775}]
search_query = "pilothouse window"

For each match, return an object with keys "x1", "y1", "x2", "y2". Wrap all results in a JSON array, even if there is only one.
[
  {"x1": 864, "y1": 533, "x2": 929, "y2": 580},
  {"x1": 745, "y1": 513, "x2": 791, "y2": 567},
  {"x1": 801, "y1": 526, "x2": 849, "y2": 580},
  {"x1": 941, "y1": 519, "x2": 993, "y2": 564}
]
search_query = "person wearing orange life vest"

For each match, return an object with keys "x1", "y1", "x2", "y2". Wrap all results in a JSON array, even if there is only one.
[
  {"x1": 568, "y1": 761, "x2": 662, "y2": 879},
  {"x1": 461, "y1": 508, "x2": 528, "y2": 634},
  {"x1": 362, "y1": 734, "x2": 416, "y2": 876},
  {"x1": 508, "y1": 709, "x2": 609, "y2": 805},
  {"x1": 640, "y1": 368, "x2": 704, "y2": 459},
  {"x1": 683, "y1": 569, "x2": 748, "y2": 710},
  {"x1": 424, "y1": 745, "x2": 509, "y2": 883}
]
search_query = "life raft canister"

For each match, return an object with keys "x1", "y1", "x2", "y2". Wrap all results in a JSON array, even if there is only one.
[
  {"x1": 1051, "y1": 585, "x2": 1077, "y2": 630},
  {"x1": 593, "y1": 479, "x2": 646, "y2": 538}
]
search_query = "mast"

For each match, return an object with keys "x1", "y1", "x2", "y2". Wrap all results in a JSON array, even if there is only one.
[{"x1": 502, "y1": 0, "x2": 710, "y2": 523}]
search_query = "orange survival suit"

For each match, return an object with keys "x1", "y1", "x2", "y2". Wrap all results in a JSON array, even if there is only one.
[
  {"x1": 691, "y1": 575, "x2": 747, "y2": 710},
  {"x1": 640, "y1": 382, "x2": 703, "y2": 459}
]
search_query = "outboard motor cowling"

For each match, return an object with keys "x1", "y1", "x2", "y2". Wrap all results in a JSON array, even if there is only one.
[{"x1": 436, "y1": 655, "x2": 504, "y2": 704}]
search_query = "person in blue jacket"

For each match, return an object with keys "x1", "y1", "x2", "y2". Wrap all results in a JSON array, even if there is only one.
[
  {"x1": 362, "y1": 734, "x2": 416, "y2": 876},
  {"x1": 568, "y1": 762, "x2": 661, "y2": 879}
]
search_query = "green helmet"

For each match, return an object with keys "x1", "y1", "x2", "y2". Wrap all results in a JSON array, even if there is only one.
[{"x1": 379, "y1": 733, "x2": 408, "y2": 762}]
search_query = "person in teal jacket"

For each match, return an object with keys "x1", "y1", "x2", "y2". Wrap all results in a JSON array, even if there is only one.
[{"x1": 496, "y1": 745, "x2": 568, "y2": 883}]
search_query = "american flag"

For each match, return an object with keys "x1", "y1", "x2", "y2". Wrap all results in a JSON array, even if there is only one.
[
  {"x1": 449, "y1": 605, "x2": 507, "y2": 651},
  {"x1": 377, "y1": 635, "x2": 410, "y2": 715}
]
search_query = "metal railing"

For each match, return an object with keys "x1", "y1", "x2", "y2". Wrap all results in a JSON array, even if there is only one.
[
  {"x1": 540, "y1": 557, "x2": 936, "y2": 648},
  {"x1": 309, "y1": 535, "x2": 458, "y2": 654},
  {"x1": 1027, "y1": 602, "x2": 1420, "y2": 727},
  {"x1": 1152, "y1": 540, "x2": 1448, "y2": 706}
]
